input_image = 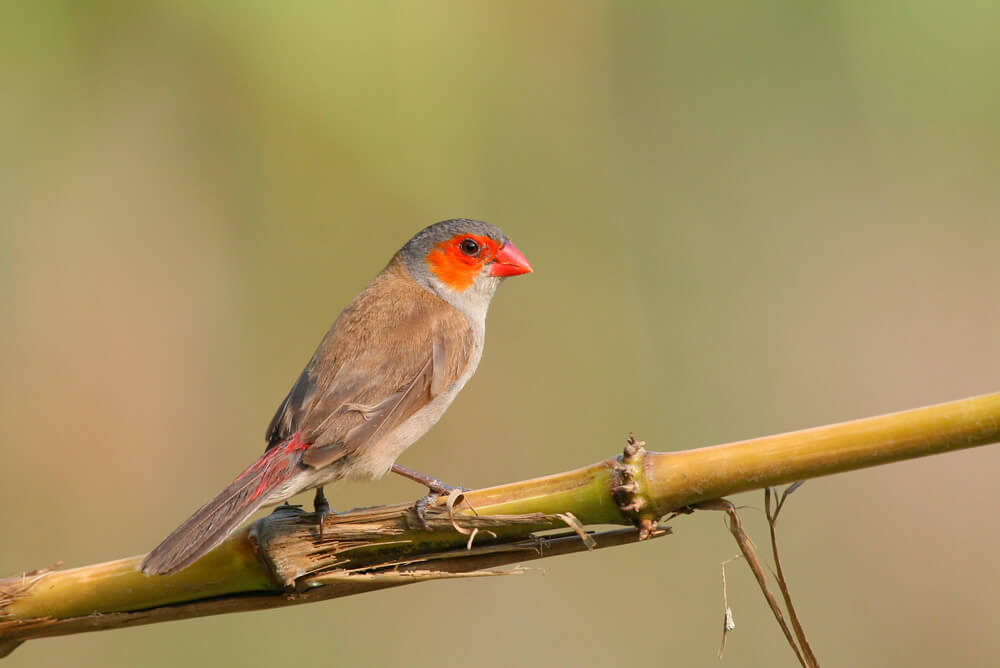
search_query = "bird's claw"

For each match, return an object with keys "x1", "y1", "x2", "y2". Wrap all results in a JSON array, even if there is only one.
[
  {"x1": 413, "y1": 484, "x2": 468, "y2": 531},
  {"x1": 389, "y1": 465, "x2": 467, "y2": 530},
  {"x1": 414, "y1": 493, "x2": 435, "y2": 530}
]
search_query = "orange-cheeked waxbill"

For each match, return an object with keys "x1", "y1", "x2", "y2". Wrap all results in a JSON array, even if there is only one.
[{"x1": 141, "y1": 219, "x2": 532, "y2": 575}]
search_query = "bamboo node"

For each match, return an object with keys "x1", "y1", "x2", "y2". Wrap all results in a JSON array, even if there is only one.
[{"x1": 613, "y1": 434, "x2": 656, "y2": 538}]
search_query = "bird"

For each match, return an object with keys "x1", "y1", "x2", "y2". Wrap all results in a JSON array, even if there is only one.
[{"x1": 141, "y1": 219, "x2": 533, "y2": 575}]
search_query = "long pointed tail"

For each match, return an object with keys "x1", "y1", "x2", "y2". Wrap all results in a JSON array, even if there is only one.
[{"x1": 141, "y1": 436, "x2": 310, "y2": 576}]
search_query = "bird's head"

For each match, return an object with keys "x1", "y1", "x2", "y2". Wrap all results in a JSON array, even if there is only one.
[{"x1": 399, "y1": 219, "x2": 533, "y2": 319}]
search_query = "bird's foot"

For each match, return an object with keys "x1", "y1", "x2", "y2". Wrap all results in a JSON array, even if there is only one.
[
  {"x1": 313, "y1": 487, "x2": 333, "y2": 541},
  {"x1": 412, "y1": 483, "x2": 469, "y2": 531},
  {"x1": 390, "y1": 464, "x2": 468, "y2": 530}
]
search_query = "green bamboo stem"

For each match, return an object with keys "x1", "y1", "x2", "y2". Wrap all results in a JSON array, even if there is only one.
[
  {"x1": 461, "y1": 392, "x2": 1000, "y2": 520},
  {"x1": 641, "y1": 392, "x2": 1000, "y2": 514},
  {"x1": 2, "y1": 534, "x2": 273, "y2": 620},
  {"x1": 2, "y1": 391, "x2": 999, "y2": 656}
]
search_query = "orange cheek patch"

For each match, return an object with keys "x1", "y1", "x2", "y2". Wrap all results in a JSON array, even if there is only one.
[{"x1": 427, "y1": 234, "x2": 499, "y2": 292}]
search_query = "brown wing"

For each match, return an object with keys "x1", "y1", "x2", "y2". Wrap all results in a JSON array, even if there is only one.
[{"x1": 264, "y1": 258, "x2": 475, "y2": 470}]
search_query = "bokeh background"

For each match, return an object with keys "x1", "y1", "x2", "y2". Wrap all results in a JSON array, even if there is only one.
[{"x1": 3, "y1": 2, "x2": 1000, "y2": 666}]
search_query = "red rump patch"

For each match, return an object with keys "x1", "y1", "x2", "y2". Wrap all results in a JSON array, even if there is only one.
[
  {"x1": 426, "y1": 234, "x2": 500, "y2": 291},
  {"x1": 248, "y1": 433, "x2": 310, "y2": 501}
]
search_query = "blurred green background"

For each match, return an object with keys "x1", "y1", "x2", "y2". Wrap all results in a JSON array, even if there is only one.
[{"x1": 3, "y1": 1, "x2": 1000, "y2": 666}]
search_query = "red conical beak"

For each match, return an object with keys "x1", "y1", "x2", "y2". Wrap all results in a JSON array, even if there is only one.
[{"x1": 489, "y1": 242, "x2": 533, "y2": 277}]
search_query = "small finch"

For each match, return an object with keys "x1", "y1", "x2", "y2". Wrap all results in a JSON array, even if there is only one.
[{"x1": 141, "y1": 219, "x2": 532, "y2": 575}]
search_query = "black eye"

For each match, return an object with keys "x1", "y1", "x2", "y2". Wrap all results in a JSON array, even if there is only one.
[{"x1": 459, "y1": 238, "x2": 480, "y2": 256}]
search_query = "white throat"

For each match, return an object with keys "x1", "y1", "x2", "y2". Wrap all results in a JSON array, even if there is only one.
[{"x1": 431, "y1": 274, "x2": 500, "y2": 330}]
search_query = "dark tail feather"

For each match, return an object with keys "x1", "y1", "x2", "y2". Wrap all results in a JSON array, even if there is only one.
[{"x1": 141, "y1": 437, "x2": 309, "y2": 576}]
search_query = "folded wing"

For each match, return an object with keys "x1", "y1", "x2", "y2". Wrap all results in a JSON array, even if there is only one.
[{"x1": 265, "y1": 260, "x2": 475, "y2": 470}]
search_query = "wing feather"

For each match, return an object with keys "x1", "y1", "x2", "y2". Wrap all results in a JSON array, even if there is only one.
[{"x1": 264, "y1": 257, "x2": 476, "y2": 469}]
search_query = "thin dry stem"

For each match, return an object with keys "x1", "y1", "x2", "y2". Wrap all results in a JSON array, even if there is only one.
[
  {"x1": 766, "y1": 486, "x2": 819, "y2": 668},
  {"x1": 718, "y1": 555, "x2": 740, "y2": 658},
  {"x1": 695, "y1": 498, "x2": 807, "y2": 668}
]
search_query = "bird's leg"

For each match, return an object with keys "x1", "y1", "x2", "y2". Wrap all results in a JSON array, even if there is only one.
[
  {"x1": 391, "y1": 464, "x2": 467, "y2": 530},
  {"x1": 313, "y1": 486, "x2": 332, "y2": 540},
  {"x1": 391, "y1": 463, "x2": 465, "y2": 494}
]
